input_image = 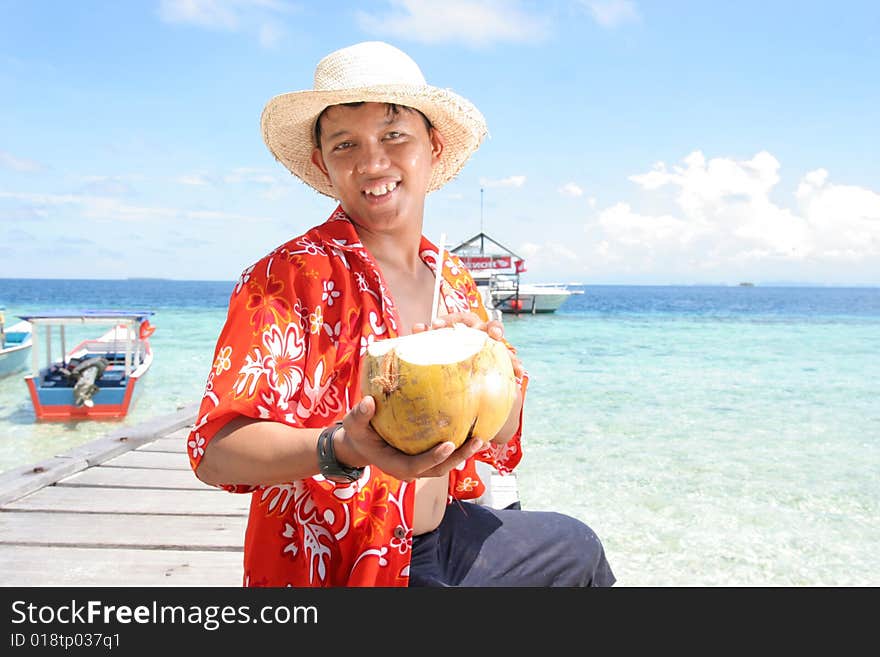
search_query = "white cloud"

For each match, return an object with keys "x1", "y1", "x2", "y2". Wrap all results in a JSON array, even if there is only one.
[
  {"x1": 518, "y1": 241, "x2": 579, "y2": 266},
  {"x1": 223, "y1": 167, "x2": 280, "y2": 185},
  {"x1": 795, "y1": 168, "x2": 880, "y2": 257},
  {"x1": 559, "y1": 182, "x2": 584, "y2": 197},
  {"x1": 258, "y1": 21, "x2": 284, "y2": 48},
  {"x1": 480, "y1": 175, "x2": 526, "y2": 188},
  {"x1": 583, "y1": 0, "x2": 641, "y2": 28},
  {"x1": 176, "y1": 174, "x2": 212, "y2": 186},
  {"x1": 158, "y1": 0, "x2": 239, "y2": 29},
  {"x1": 356, "y1": 0, "x2": 550, "y2": 47},
  {"x1": 0, "y1": 190, "x2": 273, "y2": 224},
  {"x1": 0, "y1": 150, "x2": 43, "y2": 172},
  {"x1": 589, "y1": 150, "x2": 880, "y2": 280},
  {"x1": 157, "y1": 0, "x2": 296, "y2": 47}
]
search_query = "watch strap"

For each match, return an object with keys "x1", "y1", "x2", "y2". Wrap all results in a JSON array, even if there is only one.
[{"x1": 317, "y1": 422, "x2": 364, "y2": 482}]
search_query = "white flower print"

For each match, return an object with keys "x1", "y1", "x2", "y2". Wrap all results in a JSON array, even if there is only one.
[
  {"x1": 235, "y1": 346, "x2": 268, "y2": 397},
  {"x1": 323, "y1": 320, "x2": 342, "y2": 343},
  {"x1": 322, "y1": 280, "x2": 341, "y2": 306},
  {"x1": 261, "y1": 323, "x2": 306, "y2": 411},
  {"x1": 292, "y1": 236, "x2": 325, "y2": 256},
  {"x1": 444, "y1": 286, "x2": 471, "y2": 314},
  {"x1": 188, "y1": 434, "x2": 205, "y2": 459},
  {"x1": 234, "y1": 264, "x2": 255, "y2": 294},
  {"x1": 282, "y1": 523, "x2": 299, "y2": 557},
  {"x1": 354, "y1": 272, "x2": 380, "y2": 302},
  {"x1": 294, "y1": 360, "x2": 345, "y2": 421}
]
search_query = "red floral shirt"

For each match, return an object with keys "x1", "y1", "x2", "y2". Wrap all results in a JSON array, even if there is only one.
[{"x1": 187, "y1": 206, "x2": 525, "y2": 587}]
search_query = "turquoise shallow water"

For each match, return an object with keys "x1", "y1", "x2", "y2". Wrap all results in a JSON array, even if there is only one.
[
  {"x1": 507, "y1": 311, "x2": 879, "y2": 586},
  {"x1": 1, "y1": 280, "x2": 878, "y2": 585}
]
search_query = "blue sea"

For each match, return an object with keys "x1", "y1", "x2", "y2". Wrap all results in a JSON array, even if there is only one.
[{"x1": 1, "y1": 279, "x2": 878, "y2": 586}]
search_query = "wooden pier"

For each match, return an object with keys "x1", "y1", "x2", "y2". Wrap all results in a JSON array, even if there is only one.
[
  {"x1": 0, "y1": 405, "x2": 518, "y2": 587},
  {"x1": 0, "y1": 404, "x2": 246, "y2": 586}
]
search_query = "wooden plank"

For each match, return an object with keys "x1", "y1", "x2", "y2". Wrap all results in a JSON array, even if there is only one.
[
  {"x1": 61, "y1": 403, "x2": 199, "y2": 467},
  {"x1": 59, "y1": 466, "x2": 206, "y2": 490},
  {"x1": 139, "y1": 436, "x2": 188, "y2": 453},
  {"x1": 102, "y1": 450, "x2": 191, "y2": 470},
  {"x1": 4, "y1": 485, "x2": 251, "y2": 515},
  {"x1": 0, "y1": 511, "x2": 247, "y2": 549},
  {"x1": 0, "y1": 456, "x2": 90, "y2": 506},
  {"x1": 0, "y1": 405, "x2": 199, "y2": 506},
  {"x1": 0, "y1": 545, "x2": 243, "y2": 586},
  {"x1": 163, "y1": 426, "x2": 194, "y2": 439}
]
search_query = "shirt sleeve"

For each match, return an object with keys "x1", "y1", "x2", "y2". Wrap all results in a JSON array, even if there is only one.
[{"x1": 185, "y1": 252, "x2": 348, "y2": 493}]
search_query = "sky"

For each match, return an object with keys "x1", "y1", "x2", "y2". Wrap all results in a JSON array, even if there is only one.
[{"x1": 1, "y1": 0, "x2": 878, "y2": 285}]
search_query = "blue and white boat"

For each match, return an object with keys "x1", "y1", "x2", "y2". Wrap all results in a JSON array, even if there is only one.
[
  {"x1": 0, "y1": 307, "x2": 32, "y2": 379},
  {"x1": 19, "y1": 310, "x2": 155, "y2": 421}
]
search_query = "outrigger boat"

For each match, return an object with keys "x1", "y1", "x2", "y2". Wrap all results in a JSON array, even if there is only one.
[
  {"x1": 19, "y1": 310, "x2": 156, "y2": 421},
  {"x1": 0, "y1": 307, "x2": 32, "y2": 379}
]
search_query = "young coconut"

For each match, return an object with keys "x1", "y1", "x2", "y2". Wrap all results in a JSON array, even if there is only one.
[{"x1": 361, "y1": 324, "x2": 517, "y2": 455}]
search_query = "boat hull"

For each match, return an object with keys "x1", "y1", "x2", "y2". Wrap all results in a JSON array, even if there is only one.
[
  {"x1": 493, "y1": 290, "x2": 572, "y2": 314},
  {"x1": 0, "y1": 342, "x2": 32, "y2": 378},
  {"x1": 25, "y1": 373, "x2": 144, "y2": 421},
  {"x1": 0, "y1": 321, "x2": 33, "y2": 378}
]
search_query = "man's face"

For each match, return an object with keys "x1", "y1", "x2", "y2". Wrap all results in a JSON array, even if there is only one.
[{"x1": 311, "y1": 102, "x2": 444, "y2": 230}]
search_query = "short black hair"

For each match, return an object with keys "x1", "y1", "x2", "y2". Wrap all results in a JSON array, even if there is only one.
[{"x1": 313, "y1": 102, "x2": 434, "y2": 148}]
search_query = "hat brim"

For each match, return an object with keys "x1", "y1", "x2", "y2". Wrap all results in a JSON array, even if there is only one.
[{"x1": 261, "y1": 84, "x2": 487, "y2": 198}]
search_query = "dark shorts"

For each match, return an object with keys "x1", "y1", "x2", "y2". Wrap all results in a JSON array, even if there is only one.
[{"x1": 408, "y1": 500, "x2": 616, "y2": 587}]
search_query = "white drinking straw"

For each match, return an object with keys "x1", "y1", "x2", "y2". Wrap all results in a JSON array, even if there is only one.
[{"x1": 430, "y1": 232, "x2": 446, "y2": 324}]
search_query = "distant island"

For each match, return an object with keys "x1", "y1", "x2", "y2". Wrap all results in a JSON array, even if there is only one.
[{"x1": 738, "y1": 282, "x2": 755, "y2": 287}]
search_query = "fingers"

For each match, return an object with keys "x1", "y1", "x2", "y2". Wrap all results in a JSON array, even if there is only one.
[
  {"x1": 349, "y1": 395, "x2": 375, "y2": 425},
  {"x1": 430, "y1": 311, "x2": 481, "y2": 330},
  {"x1": 485, "y1": 320, "x2": 504, "y2": 341},
  {"x1": 417, "y1": 437, "x2": 486, "y2": 479},
  {"x1": 421, "y1": 312, "x2": 505, "y2": 340},
  {"x1": 510, "y1": 354, "x2": 525, "y2": 379},
  {"x1": 345, "y1": 396, "x2": 492, "y2": 481}
]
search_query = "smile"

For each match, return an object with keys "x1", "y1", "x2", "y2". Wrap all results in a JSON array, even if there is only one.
[{"x1": 363, "y1": 181, "x2": 398, "y2": 197}]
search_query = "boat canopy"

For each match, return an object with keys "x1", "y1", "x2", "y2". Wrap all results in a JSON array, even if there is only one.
[
  {"x1": 450, "y1": 232, "x2": 527, "y2": 273},
  {"x1": 18, "y1": 310, "x2": 155, "y2": 326}
]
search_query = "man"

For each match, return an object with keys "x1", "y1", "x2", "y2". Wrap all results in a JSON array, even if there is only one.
[{"x1": 188, "y1": 41, "x2": 614, "y2": 587}]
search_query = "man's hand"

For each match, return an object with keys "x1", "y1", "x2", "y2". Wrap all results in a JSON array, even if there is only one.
[
  {"x1": 333, "y1": 395, "x2": 486, "y2": 482},
  {"x1": 412, "y1": 311, "x2": 525, "y2": 382}
]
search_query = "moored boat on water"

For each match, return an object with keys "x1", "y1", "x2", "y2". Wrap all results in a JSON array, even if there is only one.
[
  {"x1": 488, "y1": 275, "x2": 575, "y2": 314},
  {"x1": 450, "y1": 232, "x2": 576, "y2": 314},
  {"x1": 0, "y1": 307, "x2": 33, "y2": 378},
  {"x1": 19, "y1": 309, "x2": 156, "y2": 421}
]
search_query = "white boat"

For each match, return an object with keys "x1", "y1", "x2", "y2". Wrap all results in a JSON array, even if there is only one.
[
  {"x1": 489, "y1": 276, "x2": 574, "y2": 314},
  {"x1": 0, "y1": 307, "x2": 32, "y2": 378},
  {"x1": 450, "y1": 232, "x2": 576, "y2": 315}
]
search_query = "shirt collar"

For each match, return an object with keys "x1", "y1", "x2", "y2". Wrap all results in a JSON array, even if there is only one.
[
  {"x1": 312, "y1": 204, "x2": 441, "y2": 261},
  {"x1": 311, "y1": 205, "x2": 365, "y2": 252}
]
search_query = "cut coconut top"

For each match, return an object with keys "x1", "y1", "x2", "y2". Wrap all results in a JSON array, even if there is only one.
[{"x1": 367, "y1": 324, "x2": 489, "y2": 365}]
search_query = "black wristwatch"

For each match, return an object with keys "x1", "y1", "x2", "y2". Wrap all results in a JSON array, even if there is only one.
[{"x1": 317, "y1": 422, "x2": 364, "y2": 483}]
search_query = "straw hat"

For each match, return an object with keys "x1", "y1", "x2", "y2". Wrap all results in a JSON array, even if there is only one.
[{"x1": 260, "y1": 41, "x2": 488, "y2": 198}]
